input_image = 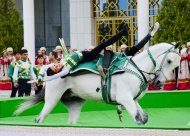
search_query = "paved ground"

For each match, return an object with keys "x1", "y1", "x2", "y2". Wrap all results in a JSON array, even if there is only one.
[{"x1": 0, "y1": 126, "x2": 190, "y2": 136}]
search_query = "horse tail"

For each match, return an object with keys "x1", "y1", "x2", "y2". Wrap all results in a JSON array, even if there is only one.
[{"x1": 14, "y1": 94, "x2": 44, "y2": 116}]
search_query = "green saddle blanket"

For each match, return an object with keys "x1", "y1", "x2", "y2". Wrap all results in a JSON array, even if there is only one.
[{"x1": 70, "y1": 53, "x2": 129, "y2": 76}]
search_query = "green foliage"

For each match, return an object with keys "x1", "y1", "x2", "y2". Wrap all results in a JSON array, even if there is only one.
[
  {"x1": 0, "y1": 0, "x2": 23, "y2": 54},
  {"x1": 153, "y1": 0, "x2": 190, "y2": 44}
]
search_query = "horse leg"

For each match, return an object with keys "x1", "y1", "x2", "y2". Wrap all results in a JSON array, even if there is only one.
[
  {"x1": 135, "y1": 101, "x2": 148, "y2": 124},
  {"x1": 35, "y1": 89, "x2": 65, "y2": 123},
  {"x1": 116, "y1": 95, "x2": 145, "y2": 125},
  {"x1": 62, "y1": 99, "x2": 85, "y2": 124}
]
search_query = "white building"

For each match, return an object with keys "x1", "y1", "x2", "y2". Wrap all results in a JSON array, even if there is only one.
[{"x1": 14, "y1": 0, "x2": 161, "y2": 62}]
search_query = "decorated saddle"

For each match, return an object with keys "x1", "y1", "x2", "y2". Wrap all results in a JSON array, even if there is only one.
[{"x1": 69, "y1": 52, "x2": 129, "y2": 76}]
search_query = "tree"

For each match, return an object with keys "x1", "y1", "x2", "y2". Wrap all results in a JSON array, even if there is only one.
[
  {"x1": 153, "y1": 0, "x2": 190, "y2": 44},
  {"x1": 0, "y1": 0, "x2": 23, "y2": 54}
]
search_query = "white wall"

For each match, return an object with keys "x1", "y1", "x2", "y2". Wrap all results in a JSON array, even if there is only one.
[
  {"x1": 70, "y1": 0, "x2": 95, "y2": 50},
  {"x1": 23, "y1": 0, "x2": 35, "y2": 64},
  {"x1": 137, "y1": 0, "x2": 149, "y2": 49}
]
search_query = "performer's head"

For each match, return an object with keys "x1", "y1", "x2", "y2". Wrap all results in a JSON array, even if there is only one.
[
  {"x1": 49, "y1": 51, "x2": 58, "y2": 61},
  {"x1": 14, "y1": 50, "x2": 21, "y2": 61},
  {"x1": 7, "y1": 47, "x2": 13, "y2": 56},
  {"x1": 47, "y1": 63, "x2": 63, "y2": 76},
  {"x1": 40, "y1": 47, "x2": 47, "y2": 55},
  {"x1": 20, "y1": 49, "x2": 28, "y2": 61},
  {"x1": 55, "y1": 45, "x2": 63, "y2": 54},
  {"x1": 37, "y1": 55, "x2": 44, "y2": 65}
]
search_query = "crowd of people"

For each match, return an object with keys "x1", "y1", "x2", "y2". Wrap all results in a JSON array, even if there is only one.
[
  {"x1": 0, "y1": 42, "x2": 188, "y2": 98},
  {"x1": 1, "y1": 41, "x2": 190, "y2": 98}
]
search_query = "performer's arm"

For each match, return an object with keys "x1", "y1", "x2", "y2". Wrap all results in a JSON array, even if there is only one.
[
  {"x1": 38, "y1": 64, "x2": 53, "y2": 80},
  {"x1": 44, "y1": 66, "x2": 70, "y2": 81},
  {"x1": 12, "y1": 65, "x2": 19, "y2": 83}
]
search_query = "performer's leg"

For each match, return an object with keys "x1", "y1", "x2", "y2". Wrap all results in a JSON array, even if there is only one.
[
  {"x1": 126, "y1": 34, "x2": 151, "y2": 56},
  {"x1": 10, "y1": 79, "x2": 18, "y2": 97},
  {"x1": 25, "y1": 79, "x2": 31, "y2": 96},
  {"x1": 102, "y1": 50, "x2": 114, "y2": 71},
  {"x1": 81, "y1": 25, "x2": 128, "y2": 63},
  {"x1": 126, "y1": 22, "x2": 159, "y2": 56},
  {"x1": 18, "y1": 79, "x2": 24, "y2": 97}
]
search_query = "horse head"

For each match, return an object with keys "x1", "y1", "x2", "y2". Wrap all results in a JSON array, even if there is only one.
[{"x1": 151, "y1": 44, "x2": 181, "y2": 87}]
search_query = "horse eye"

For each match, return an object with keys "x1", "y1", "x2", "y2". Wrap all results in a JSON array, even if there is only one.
[{"x1": 167, "y1": 60, "x2": 172, "y2": 64}]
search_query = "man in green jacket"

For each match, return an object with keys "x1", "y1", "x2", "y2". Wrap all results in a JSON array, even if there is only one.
[
  {"x1": 13, "y1": 49, "x2": 36, "y2": 97},
  {"x1": 8, "y1": 51, "x2": 21, "y2": 97}
]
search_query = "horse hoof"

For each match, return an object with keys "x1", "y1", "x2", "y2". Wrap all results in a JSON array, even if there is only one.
[
  {"x1": 35, "y1": 117, "x2": 41, "y2": 123},
  {"x1": 135, "y1": 112, "x2": 144, "y2": 125}
]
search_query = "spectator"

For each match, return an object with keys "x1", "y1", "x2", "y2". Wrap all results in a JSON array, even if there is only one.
[
  {"x1": 49, "y1": 51, "x2": 59, "y2": 64},
  {"x1": 55, "y1": 45, "x2": 63, "y2": 61},
  {"x1": 13, "y1": 49, "x2": 36, "y2": 97},
  {"x1": 33, "y1": 55, "x2": 45, "y2": 95},
  {"x1": 0, "y1": 50, "x2": 12, "y2": 90},
  {"x1": 6, "y1": 47, "x2": 14, "y2": 63},
  {"x1": 40, "y1": 47, "x2": 49, "y2": 64},
  {"x1": 120, "y1": 44, "x2": 127, "y2": 52},
  {"x1": 35, "y1": 50, "x2": 46, "y2": 65},
  {"x1": 177, "y1": 43, "x2": 190, "y2": 90},
  {"x1": 21, "y1": 47, "x2": 30, "y2": 62},
  {"x1": 8, "y1": 51, "x2": 21, "y2": 97},
  {"x1": 0, "y1": 50, "x2": 10, "y2": 80}
]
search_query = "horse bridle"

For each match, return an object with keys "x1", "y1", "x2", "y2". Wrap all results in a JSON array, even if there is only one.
[
  {"x1": 146, "y1": 48, "x2": 181, "y2": 81},
  {"x1": 129, "y1": 48, "x2": 181, "y2": 83}
]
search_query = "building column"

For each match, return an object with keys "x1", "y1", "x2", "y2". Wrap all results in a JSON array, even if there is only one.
[
  {"x1": 137, "y1": 0, "x2": 149, "y2": 49},
  {"x1": 70, "y1": 0, "x2": 95, "y2": 50},
  {"x1": 23, "y1": 0, "x2": 35, "y2": 63}
]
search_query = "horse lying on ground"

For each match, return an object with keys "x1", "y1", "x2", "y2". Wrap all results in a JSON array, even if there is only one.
[{"x1": 15, "y1": 43, "x2": 181, "y2": 125}]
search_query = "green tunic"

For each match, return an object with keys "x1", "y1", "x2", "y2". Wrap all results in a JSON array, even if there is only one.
[
  {"x1": 33, "y1": 65, "x2": 43, "y2": 85},
  {"x1": 62, "y1": 51, "x2": 83, "y2": 70},
  {"x1": 13, "y1": 60, "x2": 33, "y2": 83},
  {"x1": 8, "y1": 60, "x2": 17, "y2": 79}
]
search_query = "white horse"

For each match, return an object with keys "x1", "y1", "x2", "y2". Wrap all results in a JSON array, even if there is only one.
[{"x1": 15, "y1": 43, "x2": 181, "y2": 125}]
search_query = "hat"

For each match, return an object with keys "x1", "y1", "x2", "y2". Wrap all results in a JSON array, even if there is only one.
[
  {"x1": 106, "y1": 45, "x2": 113, "y2": 50},
  {"x1": 187, "y1": 42, "x2": 190, "y2": 47},
  {"x1": 40, "y1": 47, "x2": 46, "y2": 51},
  {"x1": 21, "y1": 47, "x2": 28, "y2": 50},
  {"x1": 7, "y1": 47, "x2": 13, "y2": 52},
  {"x1": 120, "y1": 44, "x2": 127, "y2": 49},
  {"x1": 55, "y1": 45, "x2": 63, "y2": 51}
]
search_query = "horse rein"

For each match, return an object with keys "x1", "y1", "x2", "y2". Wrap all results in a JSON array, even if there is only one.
[{"x1": 147, "y1": 48, "x2": 181, "y2": 81}]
